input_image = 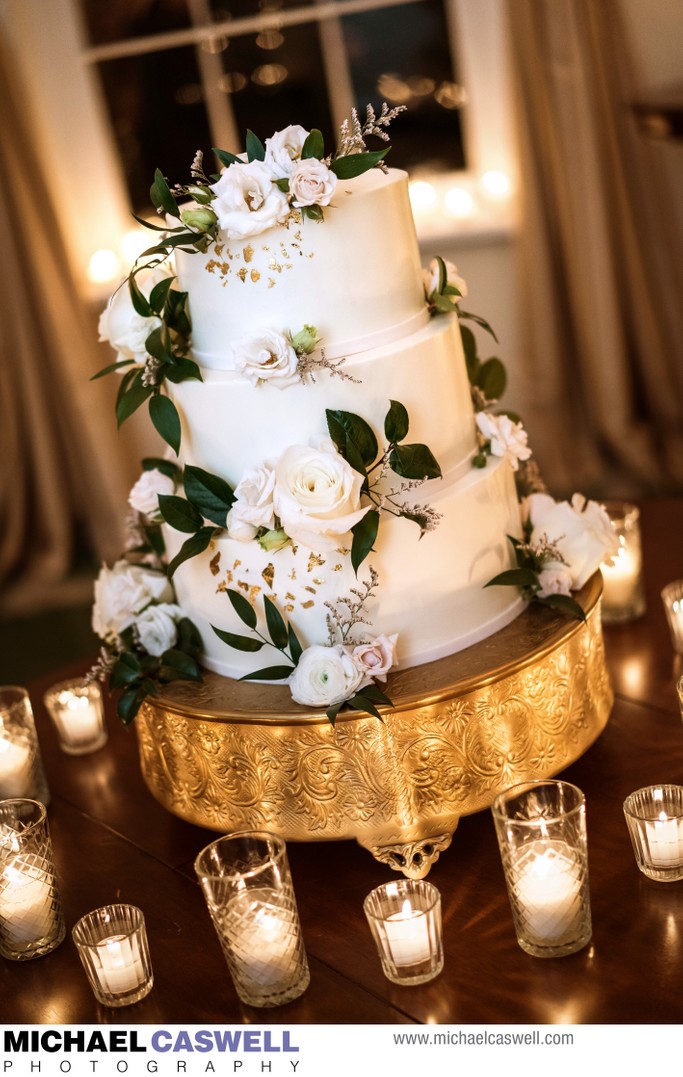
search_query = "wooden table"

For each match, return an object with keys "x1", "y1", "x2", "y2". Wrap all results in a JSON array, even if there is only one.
[{"x1": 2, "y1": 499, "x2": 682, "y2": 1025}]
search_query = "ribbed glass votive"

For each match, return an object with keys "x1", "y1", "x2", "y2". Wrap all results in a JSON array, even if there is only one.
[
  {"x1": 661, "y1": 581, "x2": 683, "y2": 654},
  {"x1": 0, "y1": 687, "x2": 50, "y2": 803},
  {"x1": 623, "y1": 785, "x2": 683, "y2": 882},
  {"x1": 600, "y1": 502, "x2": 645, "y2": 624},
  {"x1": 72, "y1": 904, "x2": 153, "y2": 1007},
  {"x1": 363, "y1": 879, "x2": 443, "y2": 985},
  {"x1": 0, "y1": 798, "x2": 65, "y2": 960}
]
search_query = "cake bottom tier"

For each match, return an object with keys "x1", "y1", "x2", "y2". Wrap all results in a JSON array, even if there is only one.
[{"x1": 137, "y1": 574, "x2": 612, "y2": 878}]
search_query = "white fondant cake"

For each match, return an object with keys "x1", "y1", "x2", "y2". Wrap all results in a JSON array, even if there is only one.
[{"x1": 164, "y1": 165, "x2": 524, "y2": 679}]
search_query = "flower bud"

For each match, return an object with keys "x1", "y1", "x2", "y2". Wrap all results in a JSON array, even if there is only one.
[
  {"x1": 184, "y1": 185, "x2": 214, "y2": 205},
  {"x1": 290, "y1": 324, "x2": 320, "y2": 355},
  {"x1": 257, "y1": 528, "x2": 290, "y2": 552},
  {"x1": 180, "y1": 206, "x2": 218, "y2": 233}
]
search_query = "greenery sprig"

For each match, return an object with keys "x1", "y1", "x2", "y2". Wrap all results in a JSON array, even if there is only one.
[
  {"x1": 106, "y1": 617, "x2": 203, "y2": 725},
  {"x1": 158, "y1": 465, "x2": 235, "y2": 576},
  {"x1": 486, "y1": 536, "x2": 586, "y2": 622}
]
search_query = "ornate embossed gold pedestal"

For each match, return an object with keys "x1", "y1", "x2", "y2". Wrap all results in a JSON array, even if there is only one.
[{"x1": 137, "y1": 576, "x2": 612, "y2": 878}]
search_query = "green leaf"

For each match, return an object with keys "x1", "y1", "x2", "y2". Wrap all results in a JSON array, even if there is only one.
[
  {"x1": 485, "y1": 568, "x2": 539, "y2": 589},
  {"x1": 184, "y1": 465, "x2": 235, "y2": 527},
  {"x1": 431, "y1": 292, "x2": 456, "y2": 314},
  {"x1": 359, "y1": 682, "x2": 394, "y2": 708},
  {"x1": 331, "y1": 148, "x2": 390, "y2": 179},
  {"x1": 211, "y1": 626, "x2": 264, "y2": 652},
  {"x1": 164, "y1": 358, "x2": 203, "y2": 384},
  {"x1": 263, "y1": 595, "x2": 288, "y2": 650},
  {"x1": 326, "y1": 409, "x2": 378, "y2": 467},
  {"x1": 245, "y1": 129, "x2": 266, "y2": 162},
  {"x1": 226, "y1": 588, "x2": 258, "y2": 630},
  {"x1": 116, "y1": 375, "x2": 153, "y2": 428},
  {"x1": 274, "y1": 178, "x2": 290, "y2": 193},
  {"x1": 460, "y1": 325, "x2": 479, "y2": 383},
  {"x1": 129, "y1": 274, "x2": 153, "y2": 318},
  {"x1": 117, "y1": 684, "x2": 150, "y2": 725},
  {"x1": 302, "y1": 204, "x2": 324, "y2": 223},
  {"x1": 144, "y1": 325, "x2": 173, "y2": 365},
  {"x1": 149, "y1": 394, "x2": 181, "y2": 454},
  {"x1": 157, "y1": 649, "x2": 203, "y2": 682},
  {"x1": 351, "y1": 510, "x2": 379, "y2": 575},
  {"x1": 326, "y1": 701, "x2": 344, "y2": 725},
  {"x1": 384, "y1": 400, "x2": 409, "y2": 444},
  {"x1": 536, "y1": 594, "x2": 586, "y2": 622},
  {"x1": 158, "y1": 494, "x2": 204, "y2": 533},
  {"x1": 150, "y1": 168, "x2": 180, "y2": 219},
  {"x1": 301, "y1": 128, "x2": 325, "y2": 160},
  {"x1": 167, "y1": 526, "x2": 215, "y2": 577},
  {"x1": 435, "y1": 255, "x2": 447, "y2": 294},
  {"x1": 90, "y1": 358, "x2": 136, "y2": 381},
  {"x1": 213, "y1": 146, "x2": 243, "y2": 168},
  {"x1": 144, "y1": 524, "x2": 166, "y2": 560},
  {"x1": 149, "y1": 276, "x2": 174, "y2": 314},
  {"x1": 287, "y1": 622, "x2": 303, "y2": 666},
  {"x1": 389, "y1": 443, "x2": 442, "y2": 481},
  {"x1": 476, "y1": 358, "x2": 507, "y2": 401},
  {"x1": 240, "y1": 665, "x2": 294, "y2": 682},
  {"x1": 110, "y1": 651, "x2": 143, "y2": 689},
  {"x1": 176, "y1": 617, "x2": 202, "y2": 658},
  {"x1": 459, "y1": 309, "x2": 499, "y2": 342},
  {"x1": 345, "y1": 692, "x2": 384, "y2": 721},
  {"x1": 142, "y1": 457, "x2": 181, "y2": 481}
]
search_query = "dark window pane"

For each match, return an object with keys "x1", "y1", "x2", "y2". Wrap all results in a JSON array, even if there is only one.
[
  {"x1": 341, "y1": 1, "x2": 465, "y2": 172},
  {"x1": 80, "y1": 0, "x2": 191, "y2": 47}
]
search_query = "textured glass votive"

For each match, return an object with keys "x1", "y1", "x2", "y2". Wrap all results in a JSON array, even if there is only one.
[
  {"x1": 0, "y1": 687, "x2": 49, "y2": 803},
  {"x1": 662, "y1": 581, "x2": 683, "y2": 654},
  {"x1": 491, "y1": 780, "x2": 592, "y2": 958},
  {"x1": 43, "y1": 680, "x2": 108, "y2": 756},
  {"x1": 194, "y1": 831, "x2": 309, "y2": 1008},
  {"x1": 363, "y1": 879, "x2": 443, "y2": 985},
  {"x1": 623, "y1": 785, "x2": 683, "y2": 882},
  {"x1": 72, "y1": 904, "x2": 153, "y2": 1007},
  {"x1": 600, "y1": 502, "x2": 645, "y2": 624},
  {"x1": 0, "y1": 798, "x2": 65, "y2": 960}
]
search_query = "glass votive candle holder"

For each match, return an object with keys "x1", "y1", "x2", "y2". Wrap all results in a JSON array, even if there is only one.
[
  {"x1": 0, "y1": 687, "x2": 50, "y2": 803},
  {"x1": 600, "y1": 501, "x2": 645, "y2": 624},
  {"x1": 662, "y1": 581, "x2": 683, "y2": 654},
  {"x1": 491, "y1": 780, "x2": 592, "y2": 958},
  {"x1": 623, "y1": 785, "x2": 683, "y2": 882},
  {"x1": 0, "y1": 798, "x2": 65, "y2": 960},
  {"x1": 194, "y1": 831, "x2": 310, "y2": 1009},
  {"x1": 363, "y1": 879, "x2": 443, "y2": 986},
  {"x1": 43, "y1": 680, "x2": 108, "y2": 756},
  {"x1": 72, "y1": 904, "x2": 153, "y2": 1007}
]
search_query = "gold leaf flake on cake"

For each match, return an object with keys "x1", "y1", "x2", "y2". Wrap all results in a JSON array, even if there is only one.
[
  {"x1": 262, "y1": 563, "x2": 275, "y2": 589},
  {"x1": 304, "y1": 585, "x2": 316, "y2": 595},
  {"x1": 307, "y1": 552, "x2": 325, "y2": 572},
  {"x1": 233, "y1": 560, "x2": 242, "y2": 570},
  {"x1": 216, "y1": 580, "x2": 227, "y2": 593},
  {"x1": 236, "y1": 267, "x2": 248, "y2": 282},
  {"x1": 267, "y1": 278, "x2": 276, "y2": 289},
  {"x1": 250, "y1": 270, "x2": 261, "y2": 283},
  {"x1": 268, "y1": 258, "x2": 283, "y2": 274},
  {"x1": 301, "y1": 600, "x2": 315, "y2": 609},
  {"x1": 243, "y1": 245, "x2": 254, "y2": 263},
  {"x1": 289, "y1": 569, "x2": 297, "y2": 580},
  {"x1": 333, "y1": 564, "x2": 343, "y2": 572},
  {"x1": 312, "y1": 577, "x2": 324, "y2": 586},
  {"x1": 284, "y1": 603, "x2": 294, "y2": 612},
  {"x1": 209, "y1": 552, "x2": 221, "y2": 576},
  {"x1": 285, "y1": 591, "x2": 296, "y2": 601}
]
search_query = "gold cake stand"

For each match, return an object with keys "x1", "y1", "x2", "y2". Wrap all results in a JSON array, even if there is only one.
[{"x1": 137, "y1": 575, "x2": 612, "y2": 878}]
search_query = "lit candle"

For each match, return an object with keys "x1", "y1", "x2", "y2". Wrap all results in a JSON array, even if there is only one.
[
  {"x1": 514, "y1": 842, "x2": 583, "y2": 943},
  {"x1": 0, "y1": 858, "x2": 55, "y2": 946},
  {"x1": 384, "y1": 899, "x2": 432, "y2": 967},
  {"x1": 54, "y1": 692, "x2": 103, "y2": 749},
  {"x1": 0, "y1": 737, "x2": 32, "y2": 798},
  {"x1": 602, "y1": 544, "x2": 640, "y2": 609},
  {"x1": 224, "y1": 887, "x2": 298, "y2": 988},
  {"x1": 645, "y1": 812, "x2": 683, "y2": 869},
  {"x1": 96, "y1": 934, "x2": 146, "y2": 995}
]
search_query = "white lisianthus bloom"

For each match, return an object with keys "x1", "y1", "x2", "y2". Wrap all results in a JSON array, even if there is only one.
[
  {"x1": 264, "y1": 124, "x2": 310, "y2": 179},
  {"x1": 288, "y1": 159, "x2": 337, "y2": 208},
  {"x1": 210, "y1": 160, "x2": 290, "y2": 239},
  {"x1": 226, "y1": 465, "x2": 277, "y2": 542},
  {"x1": 98, "y1": 262, "x2": 173, "y2": 365},
  {"x1": 352, "y1": 633, "x2": 398, "y2": 684},
  {"x1": 135, "y1": 603, "x2": 184, "y2": 657},
  {"x1": 289, "y1": 644, "x2": 366, "y2": 707},
  {"x1": 526, "y1": 493, "x2": 619, "y2": 590},
  {"x1": 476, "y1": 412, "x2": 532, "y2": 471},
  {"x1": 536, "y1": 566, "x2": 573, "y2": 598},
  {"x1": 231, "y1": 329, "x2": 300, "y2": 388},
  {"x1": 92, "y1": 560, "x2": 174, "y2": 642},
  {"x1": 273, "y1": 443, "x2": 370, "y2": 552},
  {"x1": 422, "y1": 257, "x2": 468, "y2": 302},
  {"x1": 128, "y1": 468, "x2": 175, "y2": 519}
]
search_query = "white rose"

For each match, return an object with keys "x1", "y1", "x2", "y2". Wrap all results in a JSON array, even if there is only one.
[
  {"x1": 288, "y1": 159, "x2": 337, "y2": 208},
  {"x1": 527, "y1": 493, "x2": 619, "y2": 590},
  {"x1": 98, "y1": 263, "x2": 175, "y2": 364},
  {"x1": 352, "y1": 633, "x2": 398, "y2": 684},
  {"x1": 128, "y1": 468, "x2": 175, "y2": 519},
  {"x1": 264, "y1": 125, "x2": 309, "y2": 179},
  {"x1": 273, "y1": 443, "x2": 370, "y2": 552},
  {"x1": 476, "y1": 412, "x2": 532, "y2": 470},
  {"x1": 536, "y1": 566, "x2": 573, "y2": 598},
  {"x1": 289, "y1": 644, "x2": 365, "y2": 707},
  {"x1": 136, "y1": 603, "x2": 183, "y2": 657},
  {"x1": 227, "y1": 465, "x2": 277, "y2": 542},
  {"x1": 422, "y1": 257, "x2": 468, "y2": 301},
  {"x1": 231, "y1": 329, "x2": 299, "y2": 388},
  {"x1": 210, "y1": 160, "x2": 290, "y2": 239},
  {"x1": 92, "y1": 560, "x2": 174, "y2": 642}
]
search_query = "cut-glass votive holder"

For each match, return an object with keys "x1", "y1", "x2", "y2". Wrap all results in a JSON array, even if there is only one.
[
  {"x1": 363, "y1": 879, "x2": 443, "y2": 986},
  {"x1": 600, "y1": 501, "x2": 645, "y2": 624},
  {"x1": 0, "y1": 798, "x2": 65, "y2": 960},
  {"x1": 43, "y1": 680, "x2": 108, "y2": 756},
  {"x1": 491, "y1": 780, "x2": 592, "y2": 958},
  {"x1": 0, "y1": 687, "x2": 50, "y2": 803},
  {"x1": 194, "y1": 831, "x2": 310, "y2": 1009},
  {"x1": 677, "y1": 676, "x2": 683, "y2": 721},
  {"x1": 662, "y1": 581, "x2": 683, "y2": 654},
  {"x1": 623, "y1": 785, "x2": 683, "y2": 882},
  {"x1": 72, "y1": 904, "x2": 154, "y2": 1007}
]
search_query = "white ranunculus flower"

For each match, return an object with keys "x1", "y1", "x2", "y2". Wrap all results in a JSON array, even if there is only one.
[
  {"x1": 536, "y1": 566, "x2": 573, "y2": 598},
  {"x1": 128, "y1": 468, "x2": 175, "y2": 519},
  {"x1": 476, "y1": 412, "x2": 532, "y2": 471},
  {"x1": 135, "y1": 602, "x2": 183, "y2": 657},
  {"x1": 273, "y1": 443, "x2": 370, "y2": 552},
  {"x1": 226, "y1": 465, "x2": 277, "y2": 542},
  {"x1": 92, "y1": 560, "x2": 174, "y2": 642},
  {"x1": 422, "y1": 257, "x2": 468, "y2": 302},
  {"x1": 289, "y1": 644, "x2": 366, "y2": 707},
  {"x1": 352, "y1": 633, "x2": 398, "y2": 684},
  {"x1": 526, "y1": 493, "x2": 619, "y2": 591},
  {"x1": 210, "y1": 160, "x2": 290, "y2": 239},
  {"x1": 98, "y1": 263, "x2": 173, "y2": 365},
  {"x1": 231, "y1": 329, "x2": 299, "y2": 388},
  {"x1": 288, "y1": 159, "x2": 337, "y2": 208},
  {"x1": 264, "y1": 124, "x2": 310, "y2": 179}
]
